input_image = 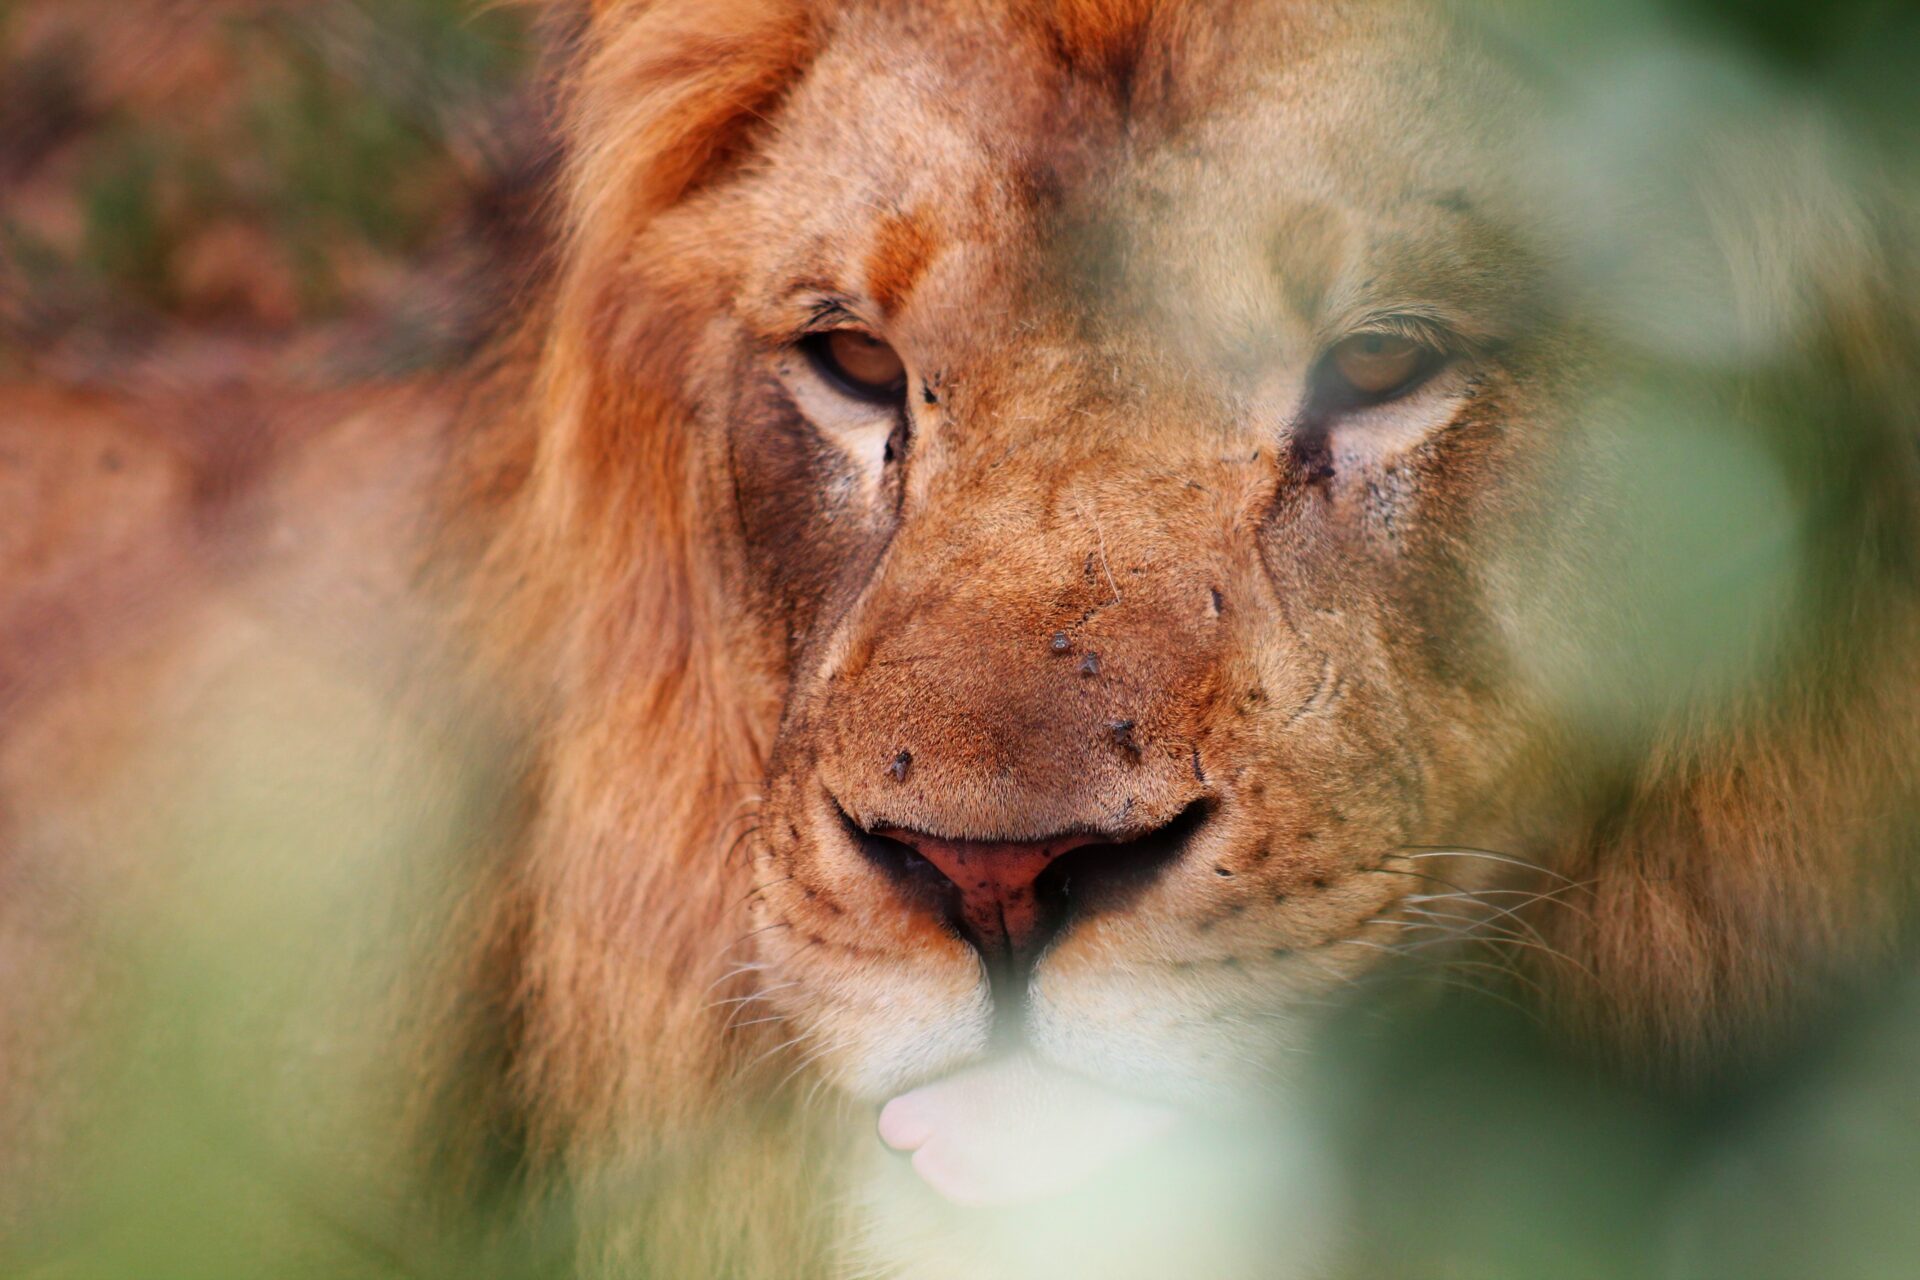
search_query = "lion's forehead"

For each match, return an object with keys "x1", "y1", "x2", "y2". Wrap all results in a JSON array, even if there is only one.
[{"x1": 733, "y1": 0, "x2": 1536, "y2": 368}]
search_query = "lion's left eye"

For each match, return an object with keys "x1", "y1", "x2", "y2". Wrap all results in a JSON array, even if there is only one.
[
  {"x1": 802, "y1": 330, "x2": 908, "y2": 405},
  {"x1": 1323, "y1": 331, "x2": 1430, "y2": 400}
]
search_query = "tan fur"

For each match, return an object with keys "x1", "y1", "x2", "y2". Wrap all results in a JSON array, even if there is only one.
[{"x1": 3, "y1": 1, "x2": 1917, "y2": 1275}]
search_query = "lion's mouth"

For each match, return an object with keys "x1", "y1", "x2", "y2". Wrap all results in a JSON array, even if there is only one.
[
  {"x1": 877, "y1": 1052, "x2": 1184, "y2": 1207},
  {"x1": 835, "y1": 794, "x2": 1215, "y2": 1017}
]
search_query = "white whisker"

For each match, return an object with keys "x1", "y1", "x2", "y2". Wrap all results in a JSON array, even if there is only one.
[
  {"x1": 1400, "y1": 847, "x2": 1579, "y2": 887},
  {"x1": 700, "y1": 962, "x2": 770, "y2": 997}
]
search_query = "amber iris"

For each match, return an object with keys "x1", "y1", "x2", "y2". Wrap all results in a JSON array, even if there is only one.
[
  {"x1": 809, "y1": 329, "x2": 907, "y2": 402},
  {"x1": 1329, "y1": 331, "x2": 1424, "y2": 397}
]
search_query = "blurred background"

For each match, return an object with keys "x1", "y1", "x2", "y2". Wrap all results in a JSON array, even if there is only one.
[
  {"x1": 0, "y1": 0, "x2": 550, "y2": 389},
  {"x1": 2, "y1": 1, "x2": 1918, "y2": 1278}
]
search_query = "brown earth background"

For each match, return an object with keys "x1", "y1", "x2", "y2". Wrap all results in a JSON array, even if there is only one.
[{"x1": 0, "y1": 0, "x2": 550, "y2": 392}]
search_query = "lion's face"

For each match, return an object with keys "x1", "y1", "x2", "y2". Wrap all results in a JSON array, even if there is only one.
[{"x1": 620, "y1": 0, "x2": 1587, "y2": 1107}]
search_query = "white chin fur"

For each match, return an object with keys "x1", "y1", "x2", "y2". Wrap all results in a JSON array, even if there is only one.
[
  {"x1": 877, "y1": 1052, "x2": 1179, "y2": 1208},
  {"x1": 852, "y1": 1054, "x2": 1347, "y2": 1280}
]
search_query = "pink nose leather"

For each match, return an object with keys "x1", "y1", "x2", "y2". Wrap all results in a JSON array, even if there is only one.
[{"x1": 878, "y1": 831, "x2": 1105, "y2": 955}]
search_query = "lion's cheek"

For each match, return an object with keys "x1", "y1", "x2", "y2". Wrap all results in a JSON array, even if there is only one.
[
  {"x1": 1025, "y1": 966, "x2": 1289, "y2": 1101},
  {"x1": 766, "y1": 938, "x2": 993, "y2": 1100}
]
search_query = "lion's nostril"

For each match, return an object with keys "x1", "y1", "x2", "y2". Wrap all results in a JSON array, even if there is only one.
[
  {"x1": 848, "y1": 801, "x2": 1212, "y2": 971},
  {"x1": 1035, "y1": 801, "x2": 1210, "y2": 920}
]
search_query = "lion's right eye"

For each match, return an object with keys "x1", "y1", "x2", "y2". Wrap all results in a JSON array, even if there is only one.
[
  {"x1": 1314, "y1": 330, "x2": 1444, "y2": 409},
  {"x1": 802, "y1": 330, "x2": 908, "y2": 405}
]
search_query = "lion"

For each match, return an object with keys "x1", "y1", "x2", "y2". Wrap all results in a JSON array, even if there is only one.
[{"x1": 3, "y1": 0, "x2": 1918, "y2": 1275}]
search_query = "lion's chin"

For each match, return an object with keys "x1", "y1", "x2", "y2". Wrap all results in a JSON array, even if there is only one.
[
  {"x1": 876, "y1": 1052, "x2": 1182, "y2": 1207},
  {"x1": 858, "y1": 1051, "x2": 1346, "y2": 1280}
]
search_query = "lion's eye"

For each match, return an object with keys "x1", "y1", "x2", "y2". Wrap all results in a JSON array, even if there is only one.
[
  {"x1": 803, "y1": 330, "x2": 907, "y2": 404},
  {"x1": 1326, "y1": 331, "x2": 1427, "y2": 399}
]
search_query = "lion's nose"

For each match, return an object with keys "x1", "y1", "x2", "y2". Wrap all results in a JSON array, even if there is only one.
[
  {"x1": 874, "y1": 830, "x2": 1102, "y2": 959},
  {"x1": 853, "y1": 804, "x2": 1209, "y2": 969}
]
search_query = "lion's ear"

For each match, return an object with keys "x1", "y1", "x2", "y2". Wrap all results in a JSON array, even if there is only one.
[
  {"x1": 565, "y1": 0, "x2": 816, "y2": 230},
  {"x1": 530, "y1": 0, "x2": 819, "y2": 519}
]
